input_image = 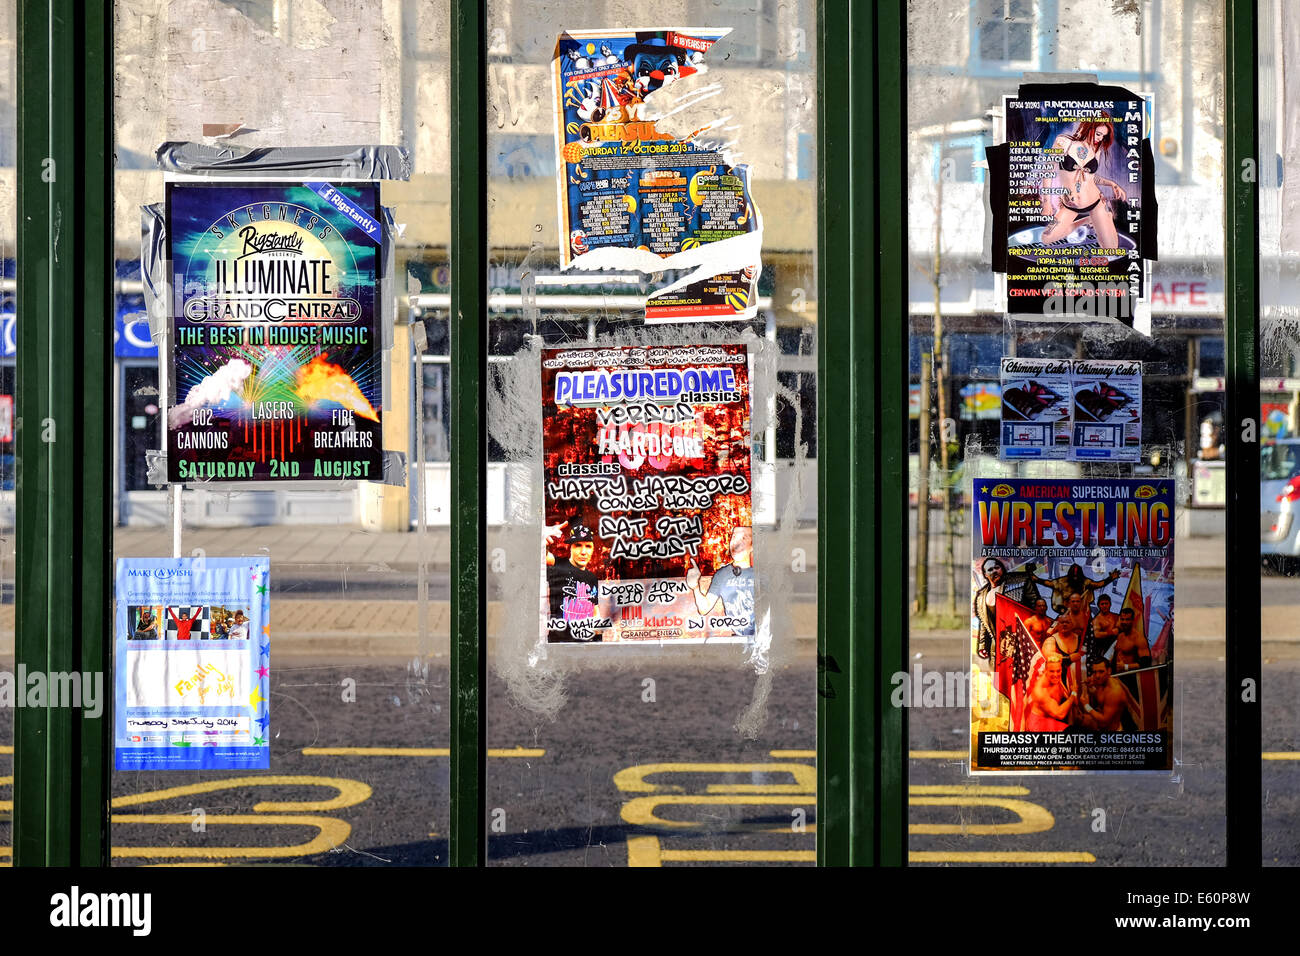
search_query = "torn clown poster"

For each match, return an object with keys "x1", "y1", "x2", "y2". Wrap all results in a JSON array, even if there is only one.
[
  {"x1": 114, "y1": 556, "x2": 271, "y2": 770},
  {"x1": 166, "y1": 181, "x2": 383, "y2": 483},
  {"x1": 542, "y1": 344, "x2": 754, "y2": 643},
  {"x1": 970, "y1": 479, "x2": 1174, "y2": 773},
  {"x1": 553, "y1": 29, "x2": 762, "y2": 322}
]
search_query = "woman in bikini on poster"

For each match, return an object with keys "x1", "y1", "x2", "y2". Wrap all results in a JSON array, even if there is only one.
[{"x1": 1038, "y1": 116, "x2": 1129, "y2": 249}]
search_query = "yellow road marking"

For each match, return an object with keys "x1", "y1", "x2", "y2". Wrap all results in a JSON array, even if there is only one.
[
  {"x1": 910, "y1": 750, "x2": 967, "y2": 758},
  {"x1": 614, "y1": 762, "x2": 815, "y2": 794},
  {"x1": 1264, "y1": 752, "x2": 1300, "y2": 760},
  {"x1": 146, "y1": 862, "x2": 229, "y2": 867},
  {"x1": 910, "y1": 851, "x2": 1096, "y2": 863},
  {"x1": 300, "y1": 746, "x2": 544, "y2": 758},
  {"x1": 910, "y1": 784, "x2": 1029, "y2": 796},
  {"x1": 110, "y1": 814, "x2": 350, "y2": 859},
  {"x1": 661, "y1": 849, "x2": 815, "y2": 862},
  {"x1": 0, "y1": 746, "x2": 11, "y2": 755},
  {"x1": 768, "y1": 749, "x2": 972, "y2": 760},
  {"x1": 111, "y1": 775, "x2": 371, "y2": 813},
  {"x1": 621, "y1": 794, "x2": 811, "y2": 830},
  {"x1": 909, "y1": 796, "x2": 1054, "y2": 835},
  {"x1": 628, "y1": 836, "x2": 814, "y2": 867}
]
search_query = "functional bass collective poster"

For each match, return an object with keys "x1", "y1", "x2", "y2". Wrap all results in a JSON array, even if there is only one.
[
  {"x1": 114, "y1": 557, "x2": 271, "y2": 770},
  {"x1": 552, "y1": 29, "x2": 762, "y2": 322},
  {"x1": 166, "y1": 181, "x2": 383, "y2": 482},
  {"x1": 970, "y1": 479, "x2": 1174, "y2": 773},
  {"x1": 987, "y1": 83, "x2": 1158, "y2": 324},
  {"x1": 541, "y1": 344, "x2": 753, "y2": 643}
]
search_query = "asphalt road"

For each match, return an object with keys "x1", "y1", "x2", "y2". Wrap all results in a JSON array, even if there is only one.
[{"x1": 4, "y1": 659, "x2": 1297, "y2": 867}]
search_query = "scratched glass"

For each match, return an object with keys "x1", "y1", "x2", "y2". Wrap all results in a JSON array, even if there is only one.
[
  {"x1": 483, "y1": 0, "x2": 819, "y2": 866},
  {"x1": 1258, "y1": 0, "x2": 1300, "y2": 865},
  {"x1": 908, "y1": 1, "x2": 1228, "y2": 864},
  {"x1": 110, "y1": 0, "x2": 452, "y2": 865}
]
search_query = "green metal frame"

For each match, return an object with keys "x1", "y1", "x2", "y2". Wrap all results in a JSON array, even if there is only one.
[
  {"x1": 13, "y1": 0, "x2": 113, "y2": 866},
  {"x1": 1223, "y1": 0, "x2": 1261, "y2": 868},
  {"x1": 449, "y1": 0, "x2": 488, "y2": 867},
  {"x1": 817, "y1": 0, "x2": 908, "y2": 866}
]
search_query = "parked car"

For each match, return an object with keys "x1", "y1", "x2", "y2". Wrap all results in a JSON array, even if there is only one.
[{"x1": 1261, "y1": 437, "x2": 1300, "y2": 572}]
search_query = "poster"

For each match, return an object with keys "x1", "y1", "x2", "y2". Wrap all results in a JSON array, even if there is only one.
[
  {"x1": 114, "y1": 557, "x2": 271, "y2": 770},
  {"x1": 987, "y1": 83, "x2": 1158, "y2": 325},
  {"x1": 541, "y1": 344, "x2": 753, "y2": 643},
  {"x1": 552, "y1": 29, "x2": 762, "y2": 322},
  {"x1": 1071, "y1": 359, "x2": 1143, "y2": 461},
  {"x1": 999, "y1": 357, "x2": 1072, "y2": 459},
  {"x1": 969, "y1": 479, "x2": 1174, "y2": 773},
  {"x1": 166, "y1": 181, "x2": 383, "y2": 483}
]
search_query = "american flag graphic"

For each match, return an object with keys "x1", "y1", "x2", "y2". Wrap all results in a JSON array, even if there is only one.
[{"x1": 993, "y1": 592, "x2": 1045, "y2": 730}]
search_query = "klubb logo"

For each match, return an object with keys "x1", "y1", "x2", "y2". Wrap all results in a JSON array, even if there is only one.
[{"x1": 990, "y1": 483, "x2": 1016, "y2": 498}]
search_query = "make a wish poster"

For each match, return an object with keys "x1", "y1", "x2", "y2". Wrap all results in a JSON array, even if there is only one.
[{"x1": 114, "y1": 556, "x2": 271, "y2": 770}]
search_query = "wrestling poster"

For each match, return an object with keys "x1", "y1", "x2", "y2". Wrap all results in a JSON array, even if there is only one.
[
  {"x1": 166, "y1": 182, "x2": 383, "y2": 483},
  {"x1": 552, "y1": 29, "x2": 762, "y2": 322},
  {"x1": 1071, "y1": 359, "x2": 1143, "y2": 462},
  {"x1": 999, "y1": 357, "x2": 1071, "y2": 460},
  {"x1": 542, "y1": 344, "x2": 753, "y2": 644},
  {"x1": 987, "y1": 83, "x2": 1158, "y2": 324},
  {"x1": 970, "y1": 479, "x2": 1174, "y2": 773},
  {"x1": 114, "y1": 557, "x2": 271, "y2": 770}
]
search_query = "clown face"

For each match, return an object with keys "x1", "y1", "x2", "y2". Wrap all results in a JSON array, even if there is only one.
[{"x1": 633, "y1": 51, "x2": 683, "y2": 93}]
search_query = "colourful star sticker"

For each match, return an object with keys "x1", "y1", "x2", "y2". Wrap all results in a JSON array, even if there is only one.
[
  {"x1": 262, "y1": 625, "x2": 270, "y2": 636},
  {"x1": 256, "y1": 665, "x2": 269, "y2": 679},
  {"x1": 256, "y1": 713, "x2": 270, "y2": 734},
  {"x1": 256, "y1": 583, "x2": 267, "y2": 595},
  {"x1": 260, "y1": 641, "x2": 270, "y2": 658},
  {"x1": 250, "y1": 688, "x2": 265, "y2": 707},
  {"x1": 253, "y1": 735, "x2": 265, "y2": 746}
]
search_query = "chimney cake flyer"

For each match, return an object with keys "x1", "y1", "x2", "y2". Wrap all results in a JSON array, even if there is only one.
[
  {"x1": 970, "y1": 478, "x2": 1174, "y2": 773},
  {"x1": 165, "y1": 182, "x2": 384, "y2": 483},
  {"x1": 542, "y1": 344, "x2": 754, "y2": 644}
]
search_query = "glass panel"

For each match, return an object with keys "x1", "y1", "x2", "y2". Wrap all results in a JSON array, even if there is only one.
[
  {"x1": 485, "y1": 0, "x2": 818, "y2": 866},
  {"x1": 1259, "y1": 0, "x2": 1300, "y2": 866},
  {"x1": 908, "y1": 0, "x2": 1227, "y2": 864},
  {"x1": 0, "y1": 0, "x2": 13, "y2": 867},
  {"x1": 111, "y1": 0, "x2": 451, "y2": 865}
]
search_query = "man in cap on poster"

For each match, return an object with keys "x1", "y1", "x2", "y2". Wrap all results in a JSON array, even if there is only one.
[
  {"x1": 546, "y1": 523, "x2": 603, "y2": 642},
  {"x1": 706, "y1": 525, "x2": 755, "y2": 635}
]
